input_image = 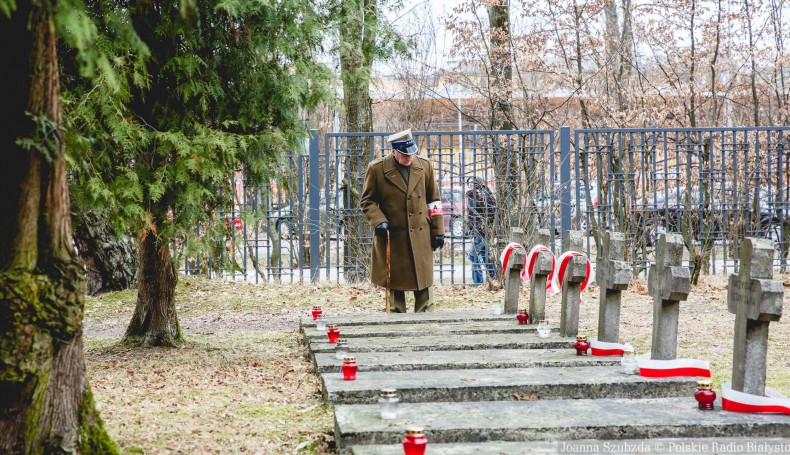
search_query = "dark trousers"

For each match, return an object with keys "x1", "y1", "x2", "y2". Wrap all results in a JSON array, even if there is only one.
[{"x1": 389, "y1": 287, "x2": 434, "y2": 313}]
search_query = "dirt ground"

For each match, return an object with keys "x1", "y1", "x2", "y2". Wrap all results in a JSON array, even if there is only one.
[{"x1": 83, "y1": 274, "x2": 790, "y2": 454}]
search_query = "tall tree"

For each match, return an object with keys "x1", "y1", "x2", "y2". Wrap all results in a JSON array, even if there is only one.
[
  {"x1": 744, "y1": 0, "x2": 760, "y2": 126},
  {"x1": 337, "y1": 0, "x2": 404, "y2": 282},
  {"x1": 67, "y1": 0, "x2": 333, "y2": 346},
  {"x1": 0, "y1": 1, "x2": 117, "y2": 452}
]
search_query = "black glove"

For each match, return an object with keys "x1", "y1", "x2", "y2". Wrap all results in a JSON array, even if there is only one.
[
  {"x1": 375, "y1": 222, "x2": 390, "y2": 238},
  {"x1": 432, "y1": 235, "x2": 445, "y2": 251}
]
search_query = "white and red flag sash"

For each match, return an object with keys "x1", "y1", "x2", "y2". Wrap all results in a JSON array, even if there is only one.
[
  {"x1": 721, "y1": 382, "x2": 790, "y2": 415},
  {"x1": 588, "y1": 338, "x2": 629, "y2": 356},
  {"x1": 637, "y1": 355, "x2": 711, "y2": 378},
  {"x1": 550, "y1": 251, "x2": 591, "y2": 297},
  {"x1": 499, "y1": 242, "x2": 528, "y2": 280},
  {"x1": 524, "y1": 245, "x2": 556, "y2": 291}
]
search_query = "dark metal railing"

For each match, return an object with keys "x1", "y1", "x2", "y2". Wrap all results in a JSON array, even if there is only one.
[{"x1": 175, "y1": 126, "x2": 790, "y2": 283}]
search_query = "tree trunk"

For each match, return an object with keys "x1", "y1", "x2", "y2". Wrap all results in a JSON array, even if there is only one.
[
  {"x1": 744, "y1": 0, "x2": 760, "y2": 126},
  {"x1": 604, "y1": 0, "x2": 633, "y2": 117},
  {"x1": 488, "y1": 0, "x2": 520, "y2": 248},
  {"x1": 73, "y1": 211, "x2": 137, "y2": 295},
  {"x1": 340, "y1": 0, "x2": 376, "y2": 283},
  {"x1": 709, "y1": 0, "x2": 722, "y2": 126},
  {"x1": 124, "y1": 229, "x2": 182, "y2": 347},
  {"x1": 0, "y1": 2, "x2": 117, "y2": 452}
]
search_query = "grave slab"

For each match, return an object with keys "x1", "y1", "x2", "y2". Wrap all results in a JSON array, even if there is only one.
[
  {"x1": 303, "y1": 320, "x2": 554, "y2": 342},
  {"x1": 309, "y1": 333, "x2": 574, "y2": 354},
  {"x1": 300, "y1": 311, "x2": 512, "y2": 331},
  {"x1": 321, "y1": 365, "x2": 696, "y2": 404},
  {"x1": 349, "y1": 438, "x2": 790, "y2": 455},
  {"x1": 314, "y1": 348, "x2": 617, "y2": 373},
  {"x1": 334, "y1": 398, "x2": 790, "y2": 448}
]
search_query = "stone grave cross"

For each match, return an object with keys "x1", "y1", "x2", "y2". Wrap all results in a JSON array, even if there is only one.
[
  {"x1": 597, "y1": 231, "x2": 631, "y2": 343},
  {"x1": 727, "y1": 238, "x2": 784, "y2": 396},
  {"x1": 565, "y1": 230, "x2": 585, "y2": 254},
  {"x1": 528, "y1": 245, "x2": 554, "y2": 324},
  {"x1": 647, "y1": 233, "x2": 690, "y2": 360},
  {"x1": 503, "y1": 246, "x2": 526, "y2": 314},
  {"x1": 560, "y1": 230, "x2": 589, "y2": 338},
  {"x1": 535, "y1": 228, "x2": 552, "y2": 254}
]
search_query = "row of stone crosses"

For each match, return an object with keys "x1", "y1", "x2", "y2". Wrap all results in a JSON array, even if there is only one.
[{"x1": 502, "y1": 227, "x2": 786, "y2": 413}]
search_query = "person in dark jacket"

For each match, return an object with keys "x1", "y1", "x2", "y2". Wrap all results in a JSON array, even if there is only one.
[
  {"x1": 465, "y1": 177, "x2": 497, "y2": 284},
  {"x1": 361, "y1": 129, "x2": 445, "y2": 312}
]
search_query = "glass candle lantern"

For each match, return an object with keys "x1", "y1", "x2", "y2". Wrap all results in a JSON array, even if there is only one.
[
  {"x1": 516, "y1": 309, "x2": 529, "y2": 325},
  {"x1": 491, "y1": 303, "x2": 504, "y2": 315},
  {"x1": 311, "y1": 305, "x2": 323, "y2": 320},
  {"x1": 620, "y1": 346, "x2": 638, "y2": 375},
  {"x1": 536, "y1": 320, "x2": 551, "y2": 338},
  {"x1": 402, "y1": 426, "x2": 428, "y2": 455},
  {"x1": 341, "y1": 355, "x2": 358, "y2": 381},
  {"x1": 315, "y1": 315, "x2": 327, "y2": 331},
  {"x1": 574, "y1": 336, "x2": 590, "y2": 356},
  {"x1": 335, "y1": 338, "x2": 349, "y2": 360},
  {"x1": 694, "y1": 379, "x2": 716, "y2": 410},
  {"x1": 327, "y1": 324, "x2": 340, "y2": 343},
  {"x1": 378, "y1": 388, "x2": 399, "y2": 420}
]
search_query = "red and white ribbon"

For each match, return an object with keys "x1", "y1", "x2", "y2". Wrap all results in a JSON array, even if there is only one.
[
  {"x1": 524, "y1": 245, "x2": 556, "y2": 292},
  {"x1": 588, "y1": 338, "x2": 629, "y2": 356},
  {"x1": 637, "y1": 355, "x2": 711, "y2": 378},
  {"x1": 499, "y1": 242, "x2": 528, "y2": 280},
  {"x1": 550, "y1": 251, "x2": 591, "y2": 297},
  {"x1": 721, "y1": 382, "x2": 790, "y2": 415}
]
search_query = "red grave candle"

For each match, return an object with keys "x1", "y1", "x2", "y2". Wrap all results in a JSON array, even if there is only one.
[
  {"x1": 694, "y1": 379, "x2": 716, "y2": 410},
  {"x1": 574, "y1": 336, "x2": 590, "y2": 356},
  {"x1": 402, "y1": 426, "x2": 428, "y2": 455},
  {"x1": 327, "y1": 324, "x2": 340, "y2": 343},
  {"x1": 341, "y1": 355, "x2": 358, "y2": 380},
  {"x1": 516, "y1": 309, "x2": 529, "y2": 325},
  {"x1": 311, "y1": 306, "x2": 323, "y2": 320}
]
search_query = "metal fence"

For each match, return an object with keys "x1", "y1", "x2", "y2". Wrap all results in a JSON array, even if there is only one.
[
  {"x1": 574, "y1": 127, "x2": 790, "y2": 275},
  {"x1": 176, "y1": 126, "x2": 790, "y2": 284}
]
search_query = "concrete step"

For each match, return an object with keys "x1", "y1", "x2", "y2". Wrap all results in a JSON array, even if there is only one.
[
  {"x1": 313, "y1": 348, "x2": 619, "y2": 373},
  {"x1": 348, "y1": 438, "x2": 790, "y2": 455},
  {"x1": 309, "y1": 333, "x2": 574, "y2": 354},
  {"x1": 321, "y1": 365, "x2": 695, "y2": 404},
  {"x1": 303, "y1": 320, "x2": 556, "y2": 341},
  {"x1": 300, "y1": 311, "x2": 513, "y2": 331},
  {"x1": 334, "y1": 397, "x2": 790, "y2": 448}
]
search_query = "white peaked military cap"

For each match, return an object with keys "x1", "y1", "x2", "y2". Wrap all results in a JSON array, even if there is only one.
[{"x1": 387, "y1": 129, "x2": 418, "y2": 155}]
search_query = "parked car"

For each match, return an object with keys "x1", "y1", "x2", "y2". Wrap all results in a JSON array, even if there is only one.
[
  {"x1": 441, "y1": 187, "x2": 467, "y2": 238},
  {"x1": 530, "y1": 180, "x2": 598, "y2": 234},
  {"x1": 634, "y1": 186, "x2": 788, "y2": 246},
  {"x1": 269, "y1": 191, "x2": 345, "y2": 239}
]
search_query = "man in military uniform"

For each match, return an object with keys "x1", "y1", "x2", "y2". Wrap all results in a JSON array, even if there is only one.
[{"x1": 361, "y1": 129, "x2": 445, "y2": 312}]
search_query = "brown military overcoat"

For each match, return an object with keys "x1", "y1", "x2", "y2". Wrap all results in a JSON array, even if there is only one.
[{"x1": 361, "y1": 154, "x2": 444, "y2": 290}]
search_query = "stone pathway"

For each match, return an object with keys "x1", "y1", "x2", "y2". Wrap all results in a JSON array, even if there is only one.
[{"x1": 301, "y1": 310, "x2": 790, "y2": 454}]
